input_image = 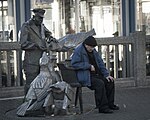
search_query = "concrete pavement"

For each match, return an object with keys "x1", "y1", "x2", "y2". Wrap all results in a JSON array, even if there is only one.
[{"x1": 0, "y1": 86, "x2": 150, "y2": 120}]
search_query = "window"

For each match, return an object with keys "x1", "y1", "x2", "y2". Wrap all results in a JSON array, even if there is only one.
[
  {"x1": 137, "y1": 0, "x2": 150, "y2": 35},
  {"x1": 80, "y1": 0, "x2": 121, "y2": 37},
  {"x1": 0, "y1": 0, "x2": 14, "y2": 42}
]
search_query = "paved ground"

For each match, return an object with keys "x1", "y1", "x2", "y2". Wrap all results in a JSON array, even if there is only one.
[{"x1": 0, "y1": 86, "x2": 150, "y2": 120}]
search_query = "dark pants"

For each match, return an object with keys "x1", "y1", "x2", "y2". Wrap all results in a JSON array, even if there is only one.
[
  {"x1": 23, "y1": 64, "x2": 40, "y2": 95},
  {"x1": 88, "y1": 74, "x2": 115, "y2": 110}
]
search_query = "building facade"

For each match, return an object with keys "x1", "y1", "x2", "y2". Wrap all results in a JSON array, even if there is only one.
[{"x1": 0, "y1": 0, "x2": 150, "y2": 42}]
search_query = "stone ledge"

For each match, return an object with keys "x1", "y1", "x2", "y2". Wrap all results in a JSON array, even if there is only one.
[{"x1": 0, "y1": 86, "x2": 24, "y2": 98}]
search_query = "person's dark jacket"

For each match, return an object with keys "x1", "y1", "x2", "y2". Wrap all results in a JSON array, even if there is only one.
[
  {"x1": 71, "y1": 43, "x2": 109, "y2": 86},
  {"x1": 19, "y1": 19, "x2": 51, "y2": 66}
]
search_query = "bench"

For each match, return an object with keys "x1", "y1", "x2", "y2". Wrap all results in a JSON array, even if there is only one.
[{"x1": 57, "y1": 63, "x2": 83, "y2": 113}]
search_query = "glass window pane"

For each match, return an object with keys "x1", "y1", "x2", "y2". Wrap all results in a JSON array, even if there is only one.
[
  {"x1": 0, "y1": 0, "x2": 15, "y2": 42},
  {"x1": 137, "y1": 0, "x2": 150, "y2": 35},
  {"x1": 79, "y1": 0, "x2": 121, "y2": 37}
]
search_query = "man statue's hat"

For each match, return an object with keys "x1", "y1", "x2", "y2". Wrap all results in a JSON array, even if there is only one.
[{"x1": 32, "y1": 8, "x2": 45, "y2": 18}]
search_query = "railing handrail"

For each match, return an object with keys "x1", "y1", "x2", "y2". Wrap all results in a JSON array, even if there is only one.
[
  {"x1": 0, "y1": 31, "x2": 150, "y2": 90},
  {"x1": 96, "y1": 36, "x2": 133, "y2": 45},
  {"x1": 0, "y1": 42, "x2": 21, "y2": 50}
]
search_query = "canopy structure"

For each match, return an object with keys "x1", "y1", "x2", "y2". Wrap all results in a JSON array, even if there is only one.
[
  {"x1": 58, "y1": 28, "x2": 96, "y2": 49},
  {"x1": 48, "y1": 29, "x2": 96, "y2": 52}
]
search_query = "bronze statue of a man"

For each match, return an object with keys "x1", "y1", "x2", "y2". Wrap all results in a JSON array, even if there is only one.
[{"x1": 19, "y1": 8, "x2": 52, "y2": 95}]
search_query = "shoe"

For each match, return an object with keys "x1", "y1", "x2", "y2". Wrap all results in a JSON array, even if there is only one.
[
  {"x1": 99, "y1": 108, "x2": 113, "y2": 114},
  {"x1": 109, "y1": 105, "x2": 119, "y2": 110}
]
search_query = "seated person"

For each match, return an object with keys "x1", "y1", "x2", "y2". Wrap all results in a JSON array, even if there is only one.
[{"x1": 71, "y1": 36, "x2": 119, "y2": 114}]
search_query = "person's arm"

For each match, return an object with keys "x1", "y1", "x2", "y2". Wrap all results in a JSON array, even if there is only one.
[
  {"x1": 96, "y1": 52, "x2": 109, "y2": 76},
  {"x1": 95, "y1": 51, "x2": 114, "y2": 81},
  {"x1": 19, "y1": 23, "x2": 38, "y2": 50},
  {"x1": 44, "y1": 26, "x2": 52, "y2": 38},
  {"x1": 71, "y1": 50, "x2": 91, "y2": 70}
]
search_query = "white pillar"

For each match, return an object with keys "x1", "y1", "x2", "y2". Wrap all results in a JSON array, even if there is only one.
[
  {"x1": 7, "y1": 0, "x2": 14, "y2": 28},
  {"x1": 75, "y1": 0, "x2": 80, "y2": 33},
  {"x1": 52, "y1": 0, "x2": 59, "y2": 38},
  {"x1": 20, "y1": 0, "x2": 25, "y2": 26},
  {"x1": 13, "y1": 0, "x2": 17, "y2": 41}
]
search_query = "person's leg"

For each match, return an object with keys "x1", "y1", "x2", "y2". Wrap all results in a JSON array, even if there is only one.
[
  {"x1": 88, "y1": 75, "x2": 113, "y2": 113},
  {"x1": 105, "y1": 80, "x2": 115, "y2": 107},
  {"x1": 101, "y1": 77, "x2": 119, "y2": 110}
]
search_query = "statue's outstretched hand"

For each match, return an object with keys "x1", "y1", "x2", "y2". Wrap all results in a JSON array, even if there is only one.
[{"x1": 47, "y1": 36, "x2": 58, "y2": 43}]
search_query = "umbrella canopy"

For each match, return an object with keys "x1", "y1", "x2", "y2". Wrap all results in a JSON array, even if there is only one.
[
  {"x1": 48, "y1": 29, "x2": 96, "y2": 52},
  {"x1": 58, "y1": 28, "x2": 96, "y2": 49}
]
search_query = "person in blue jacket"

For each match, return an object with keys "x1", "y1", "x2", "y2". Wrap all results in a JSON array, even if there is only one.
[{"x1": 71, "y1": 36, "x2": 119, "y2": 114}]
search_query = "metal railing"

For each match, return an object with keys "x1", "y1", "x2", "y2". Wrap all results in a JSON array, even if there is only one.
[
  {"x1": 0, "y1": 42, "x2": 22, "y2": 88},
  {"x1": 0, "y1": 31, "x2": 150, "y2": 91},
  {"x1": 57, "y1": 31, "x2": 150, "y2": 87}
]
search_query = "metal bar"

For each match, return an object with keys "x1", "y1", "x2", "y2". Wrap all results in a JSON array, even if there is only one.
[
  {"x1": 114, "y1": 45, "x2": 119, "y2": 78},
  {"x1": 15, "y1": 50, "x2": 22, "y2": 86},
  {"x1": 6, "y1": 51, "x2": 11, "y2": 87},
  {"x1": 62, "y1": 52, "x2": 66, "y2": 61},
  {"x1": 122, "y1": 45, "x2": 127, "y2": 77},
  {"x1": 106, "y1": 45, "x2": 110, "y2": 70},
  {"x1": 129, "y1": 44, "x2": 133, "y2": 77},
  {"x1": 0, "y1": 51, "x2": 2, "y2": 87}
]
